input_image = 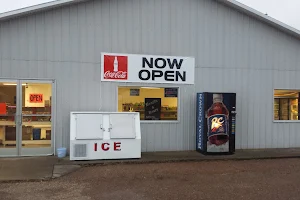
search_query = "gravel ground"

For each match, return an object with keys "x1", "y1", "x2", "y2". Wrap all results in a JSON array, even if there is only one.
[{"x1": 1, "y1": 158, "x2": 300, "y2": 200}]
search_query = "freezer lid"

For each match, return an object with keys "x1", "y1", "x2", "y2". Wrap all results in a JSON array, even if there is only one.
[
  {"x1": 75, "y1": 113, "x2": 104, "y2": 140},
  {"x1": 109, "y1": 113, "x2": 136, "y2": 139}
]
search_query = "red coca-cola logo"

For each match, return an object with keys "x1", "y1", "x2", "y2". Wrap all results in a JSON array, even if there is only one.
[
  {"x1": 104, "y1": 71, "x2": 127, "y2": 79},
  {"x1": 103, "y1": 55, "x2": 128, "y2": 80}
]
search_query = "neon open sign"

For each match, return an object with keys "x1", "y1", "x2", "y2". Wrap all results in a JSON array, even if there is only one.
[{"x1": 29, "y1": 94, "x2": 43, "y2": 103}]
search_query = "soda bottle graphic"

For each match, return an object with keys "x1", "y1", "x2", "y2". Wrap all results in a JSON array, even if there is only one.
[
  {"x1": 113, "y1": 56, "x2": 119, "y2": 72},
  {"x1": 207, "y1": 94, "x2": 229, "y2": 147}
]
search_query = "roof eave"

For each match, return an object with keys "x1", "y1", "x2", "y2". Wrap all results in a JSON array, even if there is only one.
[
  {"x1": 218, "y1": 0, "x2": 300, "y2": 39},
  {"x1": 0, "y1": 0, "x2": 300, "y2": 40},
  {"x1": 0, "y1": 0, "x2": 87, "y2": 21}
]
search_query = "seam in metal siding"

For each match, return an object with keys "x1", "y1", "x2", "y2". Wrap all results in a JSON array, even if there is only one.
[{"x1": 0, "y1": 0, "x2": 300, "y2": 152}]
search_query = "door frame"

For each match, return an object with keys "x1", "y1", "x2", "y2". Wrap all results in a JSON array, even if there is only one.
[
  {"x1": 0, "y1": 78, "x2": 56, "y2": 157},
  {"x1": 0, "y1": 79, "x2": 19, "y2": 157},
  {"x1": 19, "y1": 79, "x2": 56, "y2": 156}
]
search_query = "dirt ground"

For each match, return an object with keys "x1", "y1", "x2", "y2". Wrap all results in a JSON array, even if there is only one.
[{"x1": 1, "y1": 158, "x2": 300, "y2": 200}]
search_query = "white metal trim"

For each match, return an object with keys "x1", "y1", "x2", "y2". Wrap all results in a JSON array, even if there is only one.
[
  {"x1": 20, "y1": 79, "x2": 55, "y2": 83},
  {"x1": 17, "y1": 80, "x2": 22, "y2": 155},
  {"x1": 272, "y1": 88, "x2": 275, "y2": 122},
  {"x1": 0, "y1": 154, "x2": 53, "y2": 158},
  {"x1": 18, "y1": 153, "x2": 54, "y2": 157},
  {"x1": 52, "y1": 79, "x2": 57, "y2": 155},
  {"x1": 22, "y1": 114, "x2": 51, "y2": 116},
  {"x1": 0, "y1": 0, "x2": 299, "y2": 40},
  {"x1": 0, "y1": 79, "x2": 18, "y2": 82},
  {"x1": 273, "y1": 120, "x2": 300, "y2": 123},
  {"x1": 140, "y1": 120, "x2": 180, "y2": 124},
  {"x1": 116, "y1": 85, "x2": 180, "y2": 123},
  {"x1": 71, "y1": 111, "x2": 142, "y2": 114},
  {"x1": 0, "y1": 77, "x2": 57, "y2": 81},
  {"x1": 0, "y1": 0, "x2": 87, "y2": 21},
  {"x1": 218, "y1": 0, "x2": 300, "y2": 39}
]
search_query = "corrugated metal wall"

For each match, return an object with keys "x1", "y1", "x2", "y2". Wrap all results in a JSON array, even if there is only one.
[{"x1": 1, "y1": 0, "x2": 300, "y2": 152}]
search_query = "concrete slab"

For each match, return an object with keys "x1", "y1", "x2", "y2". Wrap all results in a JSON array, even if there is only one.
[
  {"x1": 52, "y1": 165, "x2": 81, "y2": 178},
  {"x1": 0, "y1": 148, "x2": 299, "y2": 182},
  {"x1": 57, "y1": 148, "x2": 300, "y2": 166},
  {"x1": 0, "y1": 156, "x2": 57, "y2": 182}
]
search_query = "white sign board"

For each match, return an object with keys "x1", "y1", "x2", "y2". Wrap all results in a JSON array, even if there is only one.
[{"x1": 101, "y1": 52, "x2": 195, "y2": 84}]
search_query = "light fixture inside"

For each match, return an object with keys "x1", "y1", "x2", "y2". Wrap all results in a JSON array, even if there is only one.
[{"x1": 2, "y1": 83, "x2": 27, "y2": 86}]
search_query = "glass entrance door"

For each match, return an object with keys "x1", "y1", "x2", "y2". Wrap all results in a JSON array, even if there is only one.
[
  {"x1": 0, "y1": 80, "x2": 19, "y2": 156},
  {"x1": 20, "y1": 81, "x2": 53, "y2": 156},
  {"x1": 0, "y1": 80, "x2": 54, "y2": 157}
]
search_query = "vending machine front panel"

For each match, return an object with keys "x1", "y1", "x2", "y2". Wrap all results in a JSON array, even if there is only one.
[{"x1": 196, "y1": 92, "x2": 236, "y2": 155}]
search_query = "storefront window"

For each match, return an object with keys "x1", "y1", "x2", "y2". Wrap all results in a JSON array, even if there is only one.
[
  {"x1": 274, "y1": 90, "x2": 299, "y2": 121},
  {"x1": 21, "y1": 83, "x2": 52, "y2": 148},
  {"x1": 118, "y1": 87, "x2": 178, "y2": 121},
  {"x1": 0, "y1": 82, "x2": 52, "y2": 150}
]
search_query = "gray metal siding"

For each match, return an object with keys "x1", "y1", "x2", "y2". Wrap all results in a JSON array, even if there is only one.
[{"x1": 1, "y1": 0, "x2": 300, "y2": 152}]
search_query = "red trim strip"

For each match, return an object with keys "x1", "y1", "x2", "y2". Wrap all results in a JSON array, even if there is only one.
[{"x1": 94, "y1": 143, "x2": 97, "y2": 151}]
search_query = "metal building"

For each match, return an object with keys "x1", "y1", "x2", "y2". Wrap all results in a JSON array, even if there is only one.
[{"x1": 0, "y1": 0, "x2": 300, "y2": 157}]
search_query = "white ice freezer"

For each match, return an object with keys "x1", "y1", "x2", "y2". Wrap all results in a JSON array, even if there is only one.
[{"x1": 70, "y1": 112, "x2": 141, "y2": 161}]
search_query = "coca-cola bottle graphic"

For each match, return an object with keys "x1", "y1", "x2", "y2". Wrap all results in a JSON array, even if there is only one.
[
  {"x1": 207, "y1": 94, "x2": 229, "y2": 146},
  {"x1": 113, "y1": 56, "x2": 118, "y2": 72}
]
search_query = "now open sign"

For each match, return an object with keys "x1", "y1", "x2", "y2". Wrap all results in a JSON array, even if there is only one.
[
  {"x1": 101, "y1": 52, "x2": 195, "y2": 84},
  {"x1": 29, "y1": 94, "x2": 43, "y2": 103}
]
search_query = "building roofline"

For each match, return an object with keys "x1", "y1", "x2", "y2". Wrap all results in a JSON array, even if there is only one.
[
  {"x1": 0, "y1": 0, "x2": 300, "y2": 39},
  {"x1": 0, "y1": 0, "x2": 87, "y2": 21},
  {"x1": 218, "y1": 0, "x2": 300, "y2": 39}
]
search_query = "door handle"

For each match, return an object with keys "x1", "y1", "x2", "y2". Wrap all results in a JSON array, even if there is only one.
[
  {"x1": 100, "y1": 124, "x2": 105, "y2": 131},
  {"x1": 14, "y1": 114, "x2": 17, "y2": 125},
  {"x1": 14, "y1": 114, "x2": 22, "y2": 126},
  {"x1": 108, "y1": 124, "x2": 112, "y2": 132},
  {"x1": 20, "y1": 114, "x2": 23, "y2": 126}
]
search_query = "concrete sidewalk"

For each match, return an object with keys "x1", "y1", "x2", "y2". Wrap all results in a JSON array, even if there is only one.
[
  {"x1": 0, "y1": 156, "x2": 57, "y2": 182},
  {"x1": 58, "y1": 148, "x2": 300, "y2": 166},
  {"x1": 1, "y1": 148, "x2": 300, "y2": 182},
  {"x1": 0, "y1": 156, "x2": 80, "y2": 182}
]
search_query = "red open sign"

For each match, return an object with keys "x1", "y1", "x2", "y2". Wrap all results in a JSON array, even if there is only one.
[{"x1": 29, "y1": 94, "x2": 43, "y2": 103}]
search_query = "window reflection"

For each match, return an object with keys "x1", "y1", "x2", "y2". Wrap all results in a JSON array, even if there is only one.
[
  {"x1": 118, "y1": 87, "x2": 178, "y2": 121},
  {"x1": 274, "y1": 90, "x2": 299, "y2": 120}
]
